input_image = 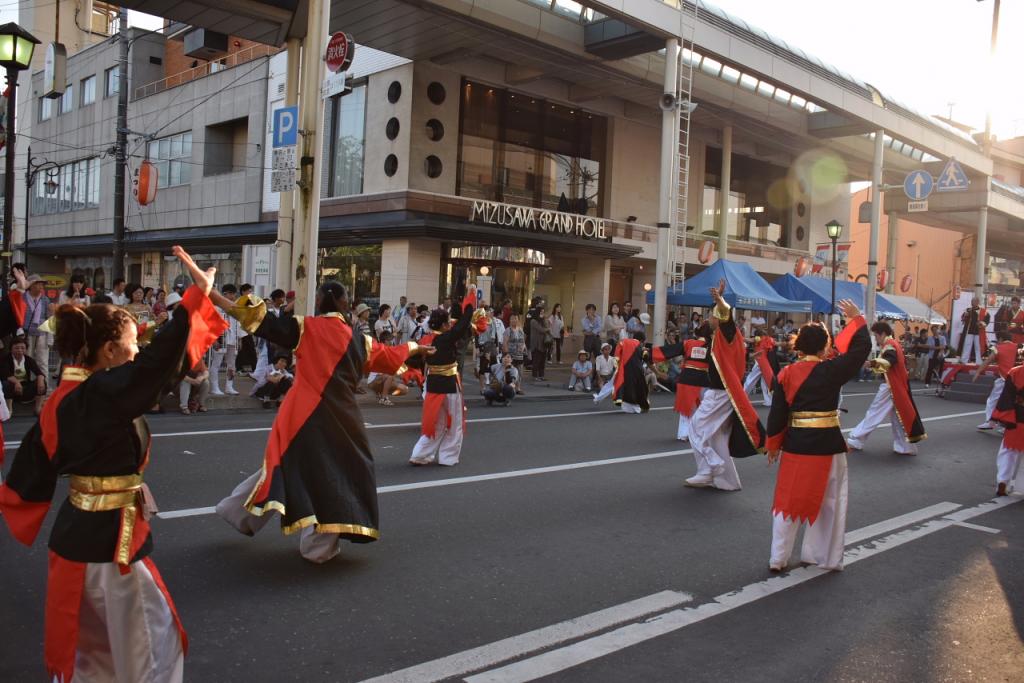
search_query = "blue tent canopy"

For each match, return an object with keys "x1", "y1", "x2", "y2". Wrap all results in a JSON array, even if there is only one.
[
  {"x1": 645, "y1": 260, "x2": 811, "y2": 313},
  {"x1": 770, "y1": 274, "x2": 908, "y2": 319}
]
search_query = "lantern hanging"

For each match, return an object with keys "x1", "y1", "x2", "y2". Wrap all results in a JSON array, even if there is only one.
[{"x1": 133, "y1": 160, "x2": 159, "y2": 206}]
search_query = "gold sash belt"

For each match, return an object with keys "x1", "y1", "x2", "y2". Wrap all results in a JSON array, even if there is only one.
[
  {"x1": 68, "y1": 474, "x2": 154, "y2": 566},
  {"x1": 428, "y1": 362, "x2": 460, "y2": 377},
  {"x1": 790, "y1": 410, "x2": 841, "y2": 429}
]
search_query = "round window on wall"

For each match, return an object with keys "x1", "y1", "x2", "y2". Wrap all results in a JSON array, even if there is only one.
[
  {"x1": 427, "y1": 82, "x2": 446, "y2": 105},
  {"x1": 387, "y1": 81, "x2": 402, "y2": 104},
  {"x1": 386, "y1": 117, "x2": 400, "y2": 140},
  {"x1": 797, "y1": 202, "x2": 806, "y2": 218},
  {"x1": 425, "y1": 155, "x2": 443, "y2": 179},
  {"x1": 795, "y1": 226, "x2": 805, "y2": 241},
  {"x1": 384, "y1": 154, "x2": 399, "y2": 177},
  {"x1": 426, "y1": 118, "x2": 445, "y2": 141}
]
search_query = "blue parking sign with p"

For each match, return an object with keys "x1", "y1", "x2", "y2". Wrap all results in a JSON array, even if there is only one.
[{"x1": 273, "y1": 106, "x2": 298, "y2": 148}]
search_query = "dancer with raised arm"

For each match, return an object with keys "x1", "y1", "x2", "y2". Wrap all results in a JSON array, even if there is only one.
[
  {"x1": 592, "y1": 328, "x2": 684, "y2": 414},
  {"x1": 743, "y1": 331, "x2": 778, "y2": 407},
  {"x1": 846, "y1": 321, "x2": 926, "y2": 455},
  {"x1": 765, "y1": 300, "x2": 870, "y2": 572},
  {"x1": 685, "y1": 280, "x2": 766, "y2": 490},
  {"x1": 0, "y1": 247, "x2": 225, "y2": 682},
  {"x1": 214, "y1": 281, "x2": 432, "y2": 563}
]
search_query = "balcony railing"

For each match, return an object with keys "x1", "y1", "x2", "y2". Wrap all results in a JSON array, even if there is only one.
[{"x1": 134, "y1": 44, "x2": 279, "y2": 99}]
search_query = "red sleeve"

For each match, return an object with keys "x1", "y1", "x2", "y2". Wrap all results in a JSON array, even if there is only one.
[
  {"x1": 365, "y1": 338, "x2": 413, "y2": 374},
  {"x1": 179, "y1": 286, "x2": 229, "y2": 369},
  {"x1": 7, "y1": 290, "x2": 25, "y2": 330},
  {"x1": 834, "y1": 315, "x2": 866, "y2": 354}
]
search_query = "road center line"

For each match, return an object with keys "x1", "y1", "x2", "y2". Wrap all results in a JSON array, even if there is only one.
[
  {"x1": 154, "y1": 409, "x2": 986, "y2": 521},
  {"x1": 463, "y1": 495, "x2": 1023, "y2": 683}
]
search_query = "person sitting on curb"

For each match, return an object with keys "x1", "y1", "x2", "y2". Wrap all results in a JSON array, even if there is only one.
[
  {"x1": 568, "y1": 350, "x2": 593, "y2": 392},
  {"x1": 484, "y1": 354, "x2": 519, "y2": 407},
  {"x1": 179, "y1": 360, "x2": 211, "y2": 415},
  {"x1": 595, "y1": 343, "x2": 616, "y2": 389},
  {"x1": 2, "y1": 336, "x2": 47, "y2": 416},
  {"x1": 255, "y1": 355, "x2": 295, "y2": 408}
]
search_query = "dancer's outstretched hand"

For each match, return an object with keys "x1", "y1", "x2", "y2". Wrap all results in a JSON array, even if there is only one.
[
  {"x1": 767, "y1": 449, "x2": 780, "y2": 465},
  {"x1": 837, "y1": 299, "x2": 860, "y2": 320},
  {"x1": 173, "y1": 245, "x2": 216, "y2": 297}
]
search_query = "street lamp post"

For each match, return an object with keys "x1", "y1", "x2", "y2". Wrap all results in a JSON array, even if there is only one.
[
  {"x1": 0, "y1": 23, "x2": 40, "y2": 288},
  {"x1": 24, "y1": 148, "x2": 59, "y2": 266},
  {"x1": 826, "y1": 219, "x2": 844, "y2": 321}
]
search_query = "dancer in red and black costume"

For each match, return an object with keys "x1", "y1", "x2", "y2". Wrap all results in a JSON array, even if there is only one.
[
  {"x1": 0, "y1": 266, "x2": 28, "y2": 464},
  {"x1": 409, "y1": 299, "x2": 476, "y2": 466},
  {"x1": 846, "y1": 321, "x2": 927, "y2": 455},
  {"x1": 973, "y1": 331, "x2": 1021, "y2": 431},
  {"x1": 685, "y1": 280, "x2": 766, "y2": 490},
  {"x1": 991, "y1": 353, "x2": 1024, "y2": 495},
  {"x1": 1006, "y1": 296, "x2": 1024, "y2": 346},
  {"x1": 766, "y1": 300, "x2": 870, "y2": 572},
  {"x1": 591, "y1": 330, "x2": 683, "y2": 413},
  {"x1": 215, "y1": 281, "x2": 431, "y2": 563},
  {"x1": 0, "y1": 247, "x2": 225, "y2": 682},
  {"x1": 743, "y1": 332, "x2": 778, "y2": 406},
  {"x1": 674, "y1": 328, "x2": 710, "y2": 441}
]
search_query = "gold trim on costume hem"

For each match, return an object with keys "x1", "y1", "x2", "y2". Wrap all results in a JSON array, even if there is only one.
[
  {"x1": 789, "y1": 411, "x2": 841, "y2": 428},
  {"x1": 709, "y1": 349, "x2": 765, "y2": 455},
  {"x1": 246, "y1": 500, "x2": 380, "y2": 539},
  {"x1": 713, "y1": 301, "x2": 732, "y2": 322},
  {"x1": 428, "y1": 362, "x2": 459, "y2": 376},
  {"x1": 294, "y1": 316, "x2": 305, "y2": 350},
  {"x1": 69, "y1": 473, "x2": 143, "y2": 493},
  {"x1": 116, "y1": 506, "x2": 137, "y2": 566},
  {"x1": 364, "y1": 332, "x2": 373, "y2": 358}
]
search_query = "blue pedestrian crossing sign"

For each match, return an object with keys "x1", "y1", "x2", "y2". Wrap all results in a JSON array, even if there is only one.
[
  {"x1": 903, "y1": 170, "x2": 933, "y2": 201},
  {"x1": 936, "y1": 158, "x2": 969, "y2": 191}
]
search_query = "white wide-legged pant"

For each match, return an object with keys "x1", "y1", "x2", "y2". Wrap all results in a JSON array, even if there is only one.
[
  {"x1": 743, "y1": 364, "x2": 772, "y2": 405},
  {"x1": 961, "y1": 333, "x2": 982, "y2": 364},
  {"x1": 687, "y1": 388, "x2": 742, "y2": 490},
  {"x1": 984, "y1": 377, "x2": 1005, "y2": 423},
  {"x1": 996, "y1": 444, "x2": 1023, "y2": 491},
  {"x1": 769, "y1": 453, "x2": 848, "y2": 571},
  {"x1": 410, "y1": 393, "x2": 465, "y2": 466},
  {"x1": 73, "y1": 561, "x2": 184, "y2": 682},
  {"x1": 846, "y1": 383, "x2": 917, "y2": 455}
]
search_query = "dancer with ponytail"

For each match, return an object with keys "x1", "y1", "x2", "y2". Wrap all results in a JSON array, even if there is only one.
[{"x1": 0, "y1": 247, "x2": 225, "y2": 682}]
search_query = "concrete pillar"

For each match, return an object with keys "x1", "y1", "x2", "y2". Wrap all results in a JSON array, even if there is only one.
[
  {"x1": 975, "y1": 205, "x2": 988, "y2": 299},
  {"x1": 717, "y1": 125, "x2": 733, "y2": 259},
  {"x1": 865, "y1": 130, "x2": 883, "y2": 321},
  {"x1": 380, "y1": 239, "x2": 442, "y2": 309},
  {"x1": 885, "y1": 212, "x2": 899, "y2": 294},
  {"x1": 654, "y1": 37, "x2": 679, "y2": 346},
  {"x1": 275, "y1": 38, "x2": 300, "y2": 291},
  {"x1": 291, "y1": 0, "x2": 330, "y2": 315},
  {"x1": 573, "y1": 256, "x2": 611, "y2": 319}
]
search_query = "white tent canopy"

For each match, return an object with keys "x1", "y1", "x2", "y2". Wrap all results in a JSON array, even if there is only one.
[{"x1": 882, "y1": 294, "x2": 948, "y2": 326}]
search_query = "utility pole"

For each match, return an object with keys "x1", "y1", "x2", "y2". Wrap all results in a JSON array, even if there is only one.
[
  {"x1": 112, "y1": 6, "x2": 128, "y2": 282},
  {"x1": 274, "y1": 38, "x2": 300, "y2": 290},
  {"x1": 865, "y1": 129, "x2": 884, "y2": 322}
]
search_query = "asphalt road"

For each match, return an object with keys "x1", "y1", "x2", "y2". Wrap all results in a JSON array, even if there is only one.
[{"x1": 1, "y1": 382, "x2": 1021, "y2": 682}]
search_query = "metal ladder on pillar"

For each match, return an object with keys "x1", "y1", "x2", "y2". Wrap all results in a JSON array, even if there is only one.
[{"x1": 669, "y1": 0, "x2": 699, "y2": 293}]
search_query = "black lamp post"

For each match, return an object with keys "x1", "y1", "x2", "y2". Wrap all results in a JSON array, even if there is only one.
[
  {"x1": 826, "y1": 219, "x2": 844, "y2": 318},
  {"x1": 24, "y1": 148, "x2": 59, "y2": 266},
  {"x1": 0, "y1": 22, "x2": 40, "y2": 286}
]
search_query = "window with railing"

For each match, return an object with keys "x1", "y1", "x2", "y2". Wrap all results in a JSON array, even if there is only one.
[
  {"x1": 147, "y1": 131, "x2": 193, "y2": 187},
  {"x1": 31, "y1": 158, "x2": 101, "y2": 215}
]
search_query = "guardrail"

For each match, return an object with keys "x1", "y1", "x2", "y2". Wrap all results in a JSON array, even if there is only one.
[{"x1": 134, "y1": 44, "x2": 279, "y2": 99}]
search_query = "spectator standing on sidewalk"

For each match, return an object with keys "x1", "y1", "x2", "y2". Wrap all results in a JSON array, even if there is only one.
[
  {"x1": 353, "y1": 303, "x2": 372, "y2": 337},
  {"x1": 58, "y1": 275, "x2": 90, "y2": 308},
  {"x1": 626, "y1": 310, "x2": 645, "y2": 339},
  {"x1": 581, "y1": 304, "x2": 602, "y2": 374},
  {"x1": 211, "y1": 284, "x2": 241, "y2": 396},
  {"x1": 548, "y1": 304, "x2": 565, "y2": 365},
  {"x1": 108, "y1": 277, "x2": 128, "y2": 306},
  {"x1": 22, "y1": 275, "x2": 53, "y2": 381},
  {"x1": 529, "y1": 304, "x2": 551, "y2": 382},
  {"x1": 568, "y1": 350, "x2": 593, "y2": 392},
  {"x1": 503, "y1": 314, "x2": 527, "y2": 379},
  {"x1": 475, "y1": 305, "x2": 504, "y2": 393},
  {"x1": 397, "y1": 302, "x2": 419, "y2": 343},
  {"x1": 604, "y1": 303, "x2": 626, "y2": 351},
  {"x1": 375, "y1": 304, "x2": 395, "y2": 342}
]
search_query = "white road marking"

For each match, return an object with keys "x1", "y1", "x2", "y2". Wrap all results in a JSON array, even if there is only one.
[
  {"x1": 358, "y1": 591, "x2": 694, "y2": 683},
  {"x1": 949, "y1": 520, "x2": 1001, "y2": 534},
  {"x1": 463, "y1": 495, "x2": 1023, "y2": 683},
  {"x1": 843, "y1": 501, "x2": 961, "y2": 545},
  {"x1": 153, "y1": 409, "x2": 988, "y2": 521}
]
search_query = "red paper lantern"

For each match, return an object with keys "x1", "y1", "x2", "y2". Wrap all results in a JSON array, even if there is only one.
[
  {"x1": 900, "y1": 274, "x2": 913, "y2": 293},
  {"x1": 698, "y1": 240, "x2": 715, "y2": 264},
  {"x1": 794, "y1": 256, "x2": 811, "y2": 277},
  {"x1": 133, "y1": 160, "x2": 159, "y2": 206},
  {"x1": 876, "y1": 270, "x2": 889, "y2": 291}
]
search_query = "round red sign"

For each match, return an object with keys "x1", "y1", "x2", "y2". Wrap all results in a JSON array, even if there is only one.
[{"x1": 325, "y1": 32, "x2": 354, "y2": 73}]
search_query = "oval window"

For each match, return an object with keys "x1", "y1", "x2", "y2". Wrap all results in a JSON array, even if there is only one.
[
  {"x1": 384, "y1": 154, "x2": 399, "y2": 177},
  {"x1": 387, "y1": 81, "x2": 402, "y2": 104},
  {"x1": 426, "y1": 118, "x2": 444, "y2": 141},
  {"x1": 427, "y1": 82, "x2": 446, "y2": 105},
  {"x1": 386, "y1": 117, "x2": 400, "y2": 140},
  {"x1": 424, "y1": 155, "x2": 443, "y2": 179}
]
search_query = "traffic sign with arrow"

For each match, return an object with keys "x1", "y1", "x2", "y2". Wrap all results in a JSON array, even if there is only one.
[{"x1": 903, "y1": 170, "x2": 933, "y2": 201}]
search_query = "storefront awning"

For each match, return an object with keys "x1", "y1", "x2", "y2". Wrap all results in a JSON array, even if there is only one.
[
  {"x1": 877, "y1": 293, "x2": 948, "y2": 326},
  {"x1": 772, "y1": 274, "x2": 910, "y2": 320},
  {"x1": 645, "y1": 259, "x2": 811, "y2": 313}
]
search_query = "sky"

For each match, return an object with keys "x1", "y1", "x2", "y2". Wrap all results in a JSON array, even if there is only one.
[{"x1": 708, "y1": 0, "x2": 1023, "y2": 140}]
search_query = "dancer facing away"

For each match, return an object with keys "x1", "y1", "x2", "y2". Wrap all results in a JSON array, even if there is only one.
[
  {"x1": 846, "y1": 321, "x2": 927, "y2": 455},
  {"x1": 409, "y1": 299, "x2": 476, "y2": 466},
  {"x1": 215, "y1": 281, "x2": 432, "y2": 563},
  {"x1": 743, "y1": 331, "x2": 778, "y2": 407},
  {"x1": 0, "y1": 247, "x2": 225, "y2": 682},
  {"x1": 766, "y1": 300, "x2": 870, "y2": 572},
  {"x1": 992, "y1": 353, "x2": 1024, "y2": 496},
  {"x1": 674, "y1": 326, "x2": 710, "y2": 441},
  {"x1": 973, "y1": 331, "x2": 1020, "y2": 431},
  {"x1": 592, "y1": 329, "x2": 684, "y2": 413},
  {"x1": 685, "y1": 280, "x2": 766, "y2": 490}
]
